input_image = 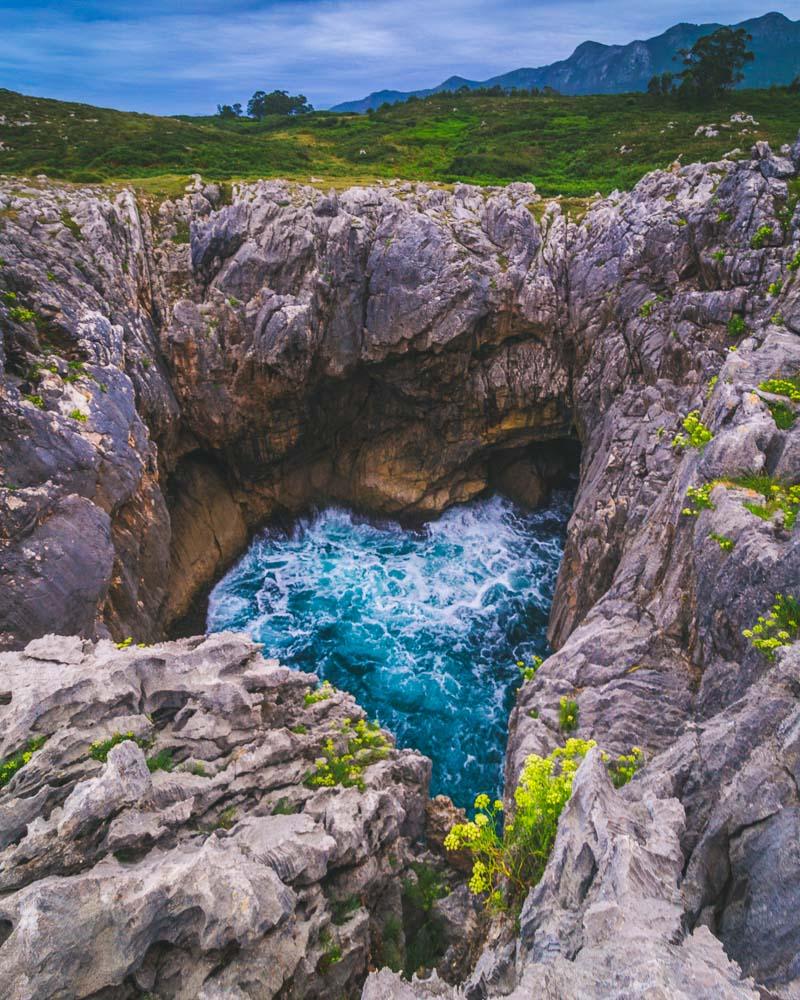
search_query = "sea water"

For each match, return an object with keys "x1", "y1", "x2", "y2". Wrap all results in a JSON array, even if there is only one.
[{"x1": 207, "y1": 494, "x2": 570, "y2": 807}]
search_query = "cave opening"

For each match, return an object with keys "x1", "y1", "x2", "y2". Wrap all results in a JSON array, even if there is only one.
[{"x1": 193, "y1": 436, "x2": 580, "y2": 808}]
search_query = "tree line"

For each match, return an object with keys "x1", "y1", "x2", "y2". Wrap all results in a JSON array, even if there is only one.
[{"x1": 216, "y1": 90, "x2": 313, "y2": 120}]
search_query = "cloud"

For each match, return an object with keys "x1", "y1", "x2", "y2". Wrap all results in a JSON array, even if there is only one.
[{"x1": 0, "y1": 0, "x2": 795, "y2": 113}]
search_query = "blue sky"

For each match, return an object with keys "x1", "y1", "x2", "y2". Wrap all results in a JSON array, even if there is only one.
[{"x1": 0, "y1": 2, "x2": 797, "y2": 114}]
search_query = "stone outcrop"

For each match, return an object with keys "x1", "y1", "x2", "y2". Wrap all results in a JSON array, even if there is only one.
[
  {"x1": 0, "y1": 631, "x2": 436, "y2": 998},
  {"x1": 2, "y1": 136, "x2": 800, "y2": 997}
]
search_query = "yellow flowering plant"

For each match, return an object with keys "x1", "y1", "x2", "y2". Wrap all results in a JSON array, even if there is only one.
[{"x1": 444, "y1": 738, "x2": 596, "y2": 910}]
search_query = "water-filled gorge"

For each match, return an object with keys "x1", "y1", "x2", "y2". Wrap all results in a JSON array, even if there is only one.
[{"x1": 207, "y1": 493, "x2": 572, "y2": 807}]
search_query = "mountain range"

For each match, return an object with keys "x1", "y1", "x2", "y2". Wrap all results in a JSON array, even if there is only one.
[{"x1": 330, "y1": 11, "x2": 800, "y2": 112}]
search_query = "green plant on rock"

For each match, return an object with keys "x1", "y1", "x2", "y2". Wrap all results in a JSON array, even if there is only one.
[
  {"x1": 717, "y1": 210, "x2": 731, "y2": 223},
  {"x1": 331, "y1": 894, "x2": 362, "y2": 925},
  {"x1": 766, "y1": 400, "x2": 796, "y2": 430},
  {"x1": 706, "y1": 375, "x2": 719, "y2": 400},
  {"x1": 750, "y1": 224, "x2": 774, "y2": 249},
  {"x1": 516, "y1": 654, "x2": 543, "y2": 682},
  {"x1": 216, "y1": 805, "x2": 238, "y2": 830},
  {"x1": 304, "y1": 718, "x2": 390, "y2": 792},
  {"x1": 712, "y1": 249, "x2": 725, "y2": 262},
  {"x1": 768, "y1": 279, "x2": 783, "y2": 297},
  {"x1": 734, "y1": 474, "x2": 800, "y2": 530},
  {"x1": 317, "y1": 931, "x2": 342, "y2": 973},
  {"x1": 60, "y1": 209, "x2": 83, "y2": 240},
  {"x1": 146, "y1": 749, "x2": 174, "y2": 773},
  {"x1": 672, "y1": 411, "x2": 713, "y2": 451},
  {"x1": 0, "y1": 736, "x2": 47, "y2": 789},
  {"x1": 759, "y1": 376, "x2": 800, "y2": 402},
  {"x1": 743, "y1": 594, "x2": 799, "y2": 660},
  {"x1": 727, "y1": 314, "x2": 747, "y2": 337},
  {"x1": 444, "y1": 739, "x2": 596, "y2": 910},
  {"x1": 304, "y1": 679, "x2": 334, "y2": 706},
  {"x1": 23, "y1": 393, "x2": 44, "y2": 409},
  {"x1": 558, "y1": 696, "x2": 579, "y2": 733},
  {"x1": 68, "y1": 408, "x2": 88, "y2": 423},
  {"x1": 788, "y1": 249, "x2": 800, "y2": 273},
  {"x1": 606, "y1": 746, "x2": 644, "y2": 788},
  {"x1": 682, "y1": 483, "x2": 715, "y2": 516},
  {"x1": 709, "y1": 532, "x2": 735, "y2": 552},
  {"x1": 8, "y1": 305, "x2": 36, "y2": 323},
  {"x1": 89, "y1": 731, "x2": 151, "y2": 762}
]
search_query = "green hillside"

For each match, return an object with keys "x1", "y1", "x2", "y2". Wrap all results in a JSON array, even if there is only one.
[{"x1": 1, "y1": 86, "x2": 798, "y2": 197}]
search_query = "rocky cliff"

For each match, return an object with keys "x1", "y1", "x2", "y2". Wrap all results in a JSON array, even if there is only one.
[{"x1": 1, "y1": 132, "x2": 800, "y2": 997}]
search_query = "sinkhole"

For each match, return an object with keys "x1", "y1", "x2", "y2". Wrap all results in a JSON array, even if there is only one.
[{"x1": 207, "y1": 492, "x2": 572, "y2": 808}]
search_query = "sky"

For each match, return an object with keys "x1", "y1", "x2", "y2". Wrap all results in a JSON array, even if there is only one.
[{"x1": 0, "y1": 1, "x2": 798, "y2": 114}]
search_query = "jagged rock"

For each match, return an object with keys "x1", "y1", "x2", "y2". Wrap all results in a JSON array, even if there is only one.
[
  {"x1": 364, "y1": 752, "x2": 759, "y2": 999},
  {"x1": 0, "y1": 633, "x2": 434, "y2": 997}
]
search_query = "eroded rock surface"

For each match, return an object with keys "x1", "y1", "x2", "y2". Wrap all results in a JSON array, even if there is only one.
[{"x1": 0, "y1": 631, "x2": 436, "y2": 998}]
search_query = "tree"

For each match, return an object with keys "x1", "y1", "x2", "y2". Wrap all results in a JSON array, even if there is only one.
[
  {"x1": 216, "y1": 103, "x2": 243, "y2": 119},
  {"x1": 246, "y1": 89, "x2": 313, "y2": 119},
  {"x1": 647, "y1": 72, "x2": 675, "y2": 98},
  {"x1": 675, "y1": 27, "x2": 754, "y2": 103}
]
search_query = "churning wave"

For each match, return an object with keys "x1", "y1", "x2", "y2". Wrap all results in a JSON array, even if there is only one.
[{"x1": 207, "y1": 493, "x2": 570, "y2": 807}]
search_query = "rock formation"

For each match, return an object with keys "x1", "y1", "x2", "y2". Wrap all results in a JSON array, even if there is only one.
[{"x1": 1, "y1": 134, "x2": 800, "y2": 997}]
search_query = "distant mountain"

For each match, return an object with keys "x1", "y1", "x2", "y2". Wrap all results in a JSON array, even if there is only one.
[{"x1": 331, "y1": 11, "x2": 800, "y2": 112}]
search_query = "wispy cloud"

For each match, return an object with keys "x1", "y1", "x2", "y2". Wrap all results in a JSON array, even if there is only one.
[{"x1": 0, "y1": 0, "x2": 794, "y2": 113}]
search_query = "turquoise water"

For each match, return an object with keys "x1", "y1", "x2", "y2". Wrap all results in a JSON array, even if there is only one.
[{"x1": 207, "y1": 494, "x2": 570, "y2": 807}]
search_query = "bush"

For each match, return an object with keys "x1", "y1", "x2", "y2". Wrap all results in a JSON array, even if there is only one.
[
  {"x1": 89, "y1": 732, "x2": 151, "y2": 762},
  {"x1": 0, "y1": 736, "x2": 47, "y2": 788},
  {"x1": 304, "y1": 718, "x2": 390, "y2": 791},
  {"x1": 743, "y1": 594, "x2": 799, "y2": 659},
  {"x1": 516, "y1": 654, "x2": 543, "y2": 682},
  {"x1": 727, "y1": 314, "x2": 747, "y2": 337},
  {"x1": 750, "y1": 225, "x2": 773, "y2": 249},
  {"x1": 607, "y1": 746, "x2": 644, "y2": 787},
  {"x1": 558, "y1": 696, "x2": 578, "y2": 732},
  {"x1": 304, "y1": 679, "x2": 334, "y2": 706},
  {"x1": 672, "y1": 411, "x2": 713, "y2": 451},
  {"x1": 444, "y1": 739, "x2": 595, "y2": 910},
  {"x1": 682, "y1": 483, "x2": 715, "y2": 516},
  {"x1": 68, "y1": 408, "x2": 88, "y2": 423}
]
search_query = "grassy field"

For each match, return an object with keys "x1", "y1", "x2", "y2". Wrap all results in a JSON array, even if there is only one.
[{"x1": 1, "y1": 86, "x2": 798, "y2": 197}]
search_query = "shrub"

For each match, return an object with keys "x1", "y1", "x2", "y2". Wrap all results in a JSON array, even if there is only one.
[
  {"x1": 759, "y1": 376, "x2": 800, "y2": 402},
  {"x1": 8, "y1": 305, "x2": 36, "y2": 323},
  {"x1": 672, "y1": 411, "x2": 713, "y2": 451},
  {"x1": 558, "y1": 696, "x2": 579, "y2": 732},
  {"x1": 0, "y1": 736, "x2": 47, "y2": 789},
  {"x1": 727, "y1": 314, "x2": 747, "y2": 337},
  {"x1": 768, "y1": 279, "x2": 783, "y2": 297},
  {"x1": 607, "y1": 746, "x2": 644, "y2": 788},
  {"x1": 516, "y1": 654, "x2": 543, "y2": 682},
  {"x1": 146, "y1": 749, "x2": 174, "y2": 773},
  {"x1": 304, "y1": 679, "x2": 334, "y2": 706},
  {"x1": 766, "y1": 400, "x2": 796, "y2": 430},
  {"x1": 331, "y1": 894, "x2": 362, "y2": 925},
  {"x1": 735, "y1": 474, "x2": 800, "y2": 529},
  {"x1": 682, "y1": 483, "x2": 715, "y2": 516},
  {"x1": 444, "y1": 739, "x2": 596, "y2": 910},
  {"x1": 709, "y1": 532, "x2": 735, "y2": 551},
  {"x1": 712, "y1": 249, "x2": 725, "y2": 261},
  {"x1": 60, "y1": 210, "x2": 83, "y2": 240},
  {"x1": 216, "y1": 805, "x2": 237, "y2": 829},
  {"x1": 304, "y1": 718, "x2": 390, "y2": 792},
  {"x1": 750, "y1": 225, "x2": 774, "y2": 249},
  {"x1": 68, "y1": 408, "x2": 88, "y2": 423},
  {"x1": 788, "y1": 249, "x2": 800, "y2": 272},
  {"x1": 23, "y1": 393, "x2": 44, "y2": 409},
  {"x1": 89, "y1": 732, "x2": 151, "y2": 762},
  {"x1": 743, "y1": 594, "x2": 799, "y2": 659},
  {"x1": 717, "y1": 210, "x2": 731, "y2": 223},
  {"x1": 317, "y1": 932, "x2": 342, "y2": 973}
]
